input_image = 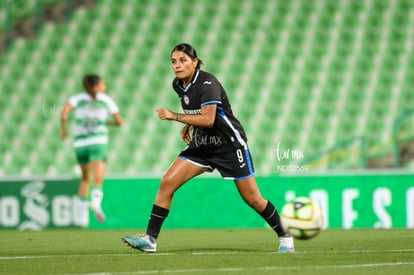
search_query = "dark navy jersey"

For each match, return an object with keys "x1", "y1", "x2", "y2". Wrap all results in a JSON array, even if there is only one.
[{"x1": 172, "y1": 69, "x2": 248, "y2": 152}]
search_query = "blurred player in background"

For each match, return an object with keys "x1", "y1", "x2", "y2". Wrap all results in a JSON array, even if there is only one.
[
  {"x1": 122, "y1": 43, "x2": 294, "y2": 253},
  {"x1": 60, "y1": 75, "x2": 123, "y2": 227}
]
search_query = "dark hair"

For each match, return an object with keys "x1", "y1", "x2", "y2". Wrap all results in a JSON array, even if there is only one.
[
  {"x1": 171, "y1": 43, "x2": 203, "y2": 69},
  {"x1": 82, "y1": 74, "x2": 101, "y2": 95}
]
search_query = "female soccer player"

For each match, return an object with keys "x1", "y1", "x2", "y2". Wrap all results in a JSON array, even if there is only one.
[
  {"x1": 122, "y1": 43, "x2": 294, "y2": 253},
  {"x1": 60, "y1": 75, "x2": 123, "y2": 227}
]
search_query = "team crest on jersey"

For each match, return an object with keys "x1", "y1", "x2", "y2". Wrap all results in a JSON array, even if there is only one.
[{"x1": 183, "y1": 95, "x2": 190, "y2": 105}]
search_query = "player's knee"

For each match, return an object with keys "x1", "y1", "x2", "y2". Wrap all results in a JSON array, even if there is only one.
[
  {"x1": 80, "y1": 173, "x2": 89, "y2": 182},
  {"x1": 80, "y1": 167, "x2": 89, "y2": 181},
  {"x1": 160, "y1": 174, "x2": 172, "y2": 186},
  {"x1": 158, "y1": 175, "x2": 177, "y2": 196}
]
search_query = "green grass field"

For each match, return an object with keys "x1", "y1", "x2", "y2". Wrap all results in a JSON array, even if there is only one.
[{"x1": 0, "y1": 228, "x2": 413, "y2": 275}]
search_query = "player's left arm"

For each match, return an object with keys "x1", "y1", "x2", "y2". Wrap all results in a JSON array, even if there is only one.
[
  {"x1": 106, "y1": 97, "x2": 123, "y2": 126},
  {"x1": 107, "y1": 113, "x2": 123, "y2": 126},
  {"x1": 60, "y1": 103, "x2": 73, "y2": 139},
  {"x1": 157, "y1": 104, "x2": 216, "y2": 128}
]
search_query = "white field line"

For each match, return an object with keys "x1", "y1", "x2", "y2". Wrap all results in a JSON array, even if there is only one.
[
  {"x1": 1, "y1": 248, "x2": 414, "y2": 260},
  {"x1": 64, "y1": 261, "x2": 414, "y2": 275}
]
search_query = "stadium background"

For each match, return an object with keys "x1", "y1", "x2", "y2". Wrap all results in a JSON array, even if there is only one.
[{"x1": 0, "y1": 0, "x2": 413, "y2": 230}]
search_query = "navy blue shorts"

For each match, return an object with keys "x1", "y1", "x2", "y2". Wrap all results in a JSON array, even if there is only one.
[{"x1": 179, "y1": 144, "x2": 255, "y2": 180}]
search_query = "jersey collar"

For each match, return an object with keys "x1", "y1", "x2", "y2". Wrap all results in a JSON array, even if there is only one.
[{"x1": 179, "y1": 69, "x2": 200, "y2": 93}]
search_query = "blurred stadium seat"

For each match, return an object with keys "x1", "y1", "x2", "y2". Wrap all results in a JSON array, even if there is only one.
[{"x1": 0, "y1": 0, "x2": 413, "y2": 175}]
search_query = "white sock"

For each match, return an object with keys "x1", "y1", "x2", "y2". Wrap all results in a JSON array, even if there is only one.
[
  {"x1": 91, "y1": 188, "x2": 103, "y2": 209},
  {"x1": 79, "y1": 199, "x2": 89, "y2": 226}
]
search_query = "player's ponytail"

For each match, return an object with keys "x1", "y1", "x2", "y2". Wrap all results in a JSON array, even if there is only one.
[
  {"x1": 171, "y1": 43, "x2": 203, "y2": 69},
  {"x1": 82, "y1": 74, "x2": 101, "y2": 96}
]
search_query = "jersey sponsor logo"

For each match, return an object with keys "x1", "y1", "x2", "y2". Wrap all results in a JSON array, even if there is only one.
[
  {"x1": 203, "y1": 81, "x2": 212, "y2": 85},
  {"x1": 193, "y1": 128, "x2": 223, "y2": 147},
  {"x1": 194, "y1": 135, "x2": 223, "y2": 147},
  {"x1": 183, "y1": 95, "x2": 190, "y2": 105},
  {"x1": 184, "y1": 109, "x2": 202, "y2": 115}
]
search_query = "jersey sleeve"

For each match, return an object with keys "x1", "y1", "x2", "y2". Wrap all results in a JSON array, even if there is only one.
[
  {"x1": 105, "y1": 96, "x2": 120, "y2": 114},
  {"x1": 199, "y1": 78, "x2": 222, "y2": 107},
  {"x1": 68, "y1": 94, "x2": 80, "y2": 107}
]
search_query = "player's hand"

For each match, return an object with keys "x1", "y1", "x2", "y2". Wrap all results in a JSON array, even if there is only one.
[
  {"x1": 156, "y1": 107, "x2": 174, "y2": 120},
  {"x1": 60, "y1": 129, "x2": 67, "y2": 139},
  {"x1": 180, "y1": 124, "x2": 193, "y2": 143}
]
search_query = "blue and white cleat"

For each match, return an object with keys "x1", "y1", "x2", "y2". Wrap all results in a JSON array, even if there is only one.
[
  {"x1": 122, "y1": 234, "x2": 157, "y2": 253},
  {"x1": 279, "y1": 236, "x2": 295, "y2": 253}
]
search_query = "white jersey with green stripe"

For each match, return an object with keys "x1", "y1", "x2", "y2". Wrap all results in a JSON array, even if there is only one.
[{"x1": 68, "y1": 92, "x2": 119, "y2": 148}]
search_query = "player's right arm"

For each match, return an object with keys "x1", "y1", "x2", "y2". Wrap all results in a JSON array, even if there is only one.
[{"x1": 60, "y1": 103, "x2": 73, "y2": 139}]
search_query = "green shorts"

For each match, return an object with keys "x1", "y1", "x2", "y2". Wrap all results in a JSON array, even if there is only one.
[{"x1": 75, "y1": 144, "x2": 108, "y2": 165}]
